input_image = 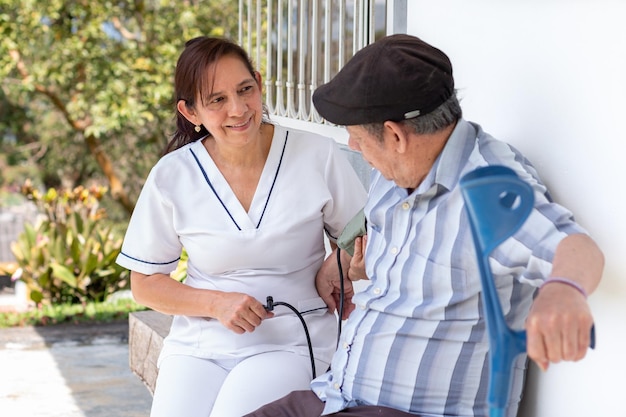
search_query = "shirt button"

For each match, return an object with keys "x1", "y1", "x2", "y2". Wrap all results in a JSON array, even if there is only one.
[
  {"x1": 343, "y1": 342, "x2": 349, "y2": 349},
  {"x1": 359, "y1": 304, "x2": 366, "y2": 310},
  {"x1": 373, "y1": 287, "x2": 381, "y2": 295},
  {"x1": 391, "y1": 247, "x2": 398, "y2": 254},
  {"x1": 334, "y1": 383, "x2": 340, "y2": 390},
  {"x1": 402, "y1": 202, "x2": 410, "y2": 210}
]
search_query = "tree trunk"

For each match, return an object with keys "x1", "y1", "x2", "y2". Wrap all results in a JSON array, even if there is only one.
[
  {"x1": 10, "y1": 48, "x2": 135, "y2": 216},
  {"x1": 84, "y1": 134, "x2": 135, "y2": 215}
]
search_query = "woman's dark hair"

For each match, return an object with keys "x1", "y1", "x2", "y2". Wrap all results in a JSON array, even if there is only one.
[{"x1": 163, "y1": 37, "x2": 257, "y2": 155}]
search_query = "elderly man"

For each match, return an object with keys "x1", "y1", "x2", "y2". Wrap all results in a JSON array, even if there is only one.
[{"x1": 245, "y1": 34, "x2": 603, "y2": 417}]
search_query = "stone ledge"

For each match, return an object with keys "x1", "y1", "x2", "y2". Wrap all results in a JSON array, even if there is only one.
[
  {"x1": 0, "y1": 320, "x2": 129, "y2": 349},
  {"x1": 128, "y1": 310, "x2": 172, "y2": 394}
]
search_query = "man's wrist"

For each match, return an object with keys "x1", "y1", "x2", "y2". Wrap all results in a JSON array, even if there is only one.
[{"x1": 540, "y1": 277, "x2": 588, "y2": 299}]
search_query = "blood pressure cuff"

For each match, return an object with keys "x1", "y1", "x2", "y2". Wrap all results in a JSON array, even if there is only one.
[{"x1": 337, "y1": 208, "x2": 367, "y2": 257}]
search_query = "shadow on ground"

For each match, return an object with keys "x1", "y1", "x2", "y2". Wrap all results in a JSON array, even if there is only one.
[{"x1": 0, "y1": 321, "x2": 152, "y2": 417}]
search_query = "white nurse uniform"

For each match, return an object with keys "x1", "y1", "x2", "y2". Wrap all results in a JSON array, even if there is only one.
[{"x1": 117, "y1": 124, "x2": 367, "y2": 368}]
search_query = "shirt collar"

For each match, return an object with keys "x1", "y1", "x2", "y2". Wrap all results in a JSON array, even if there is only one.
[
  {"x1": 371, "y1": 119, "x2": 478, "y2": 199},
  {"x1": 418, "y1": 118, "x2": 476, "y2": 194}
]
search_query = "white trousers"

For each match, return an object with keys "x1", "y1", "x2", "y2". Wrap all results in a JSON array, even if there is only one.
[{"x1": 150, "y1": 351, "x2": 327, "y2": 417}]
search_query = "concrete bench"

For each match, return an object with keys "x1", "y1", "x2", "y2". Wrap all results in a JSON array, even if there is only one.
[{"x1": 128, "y1": 310, "x2": 172, "y2": 394}]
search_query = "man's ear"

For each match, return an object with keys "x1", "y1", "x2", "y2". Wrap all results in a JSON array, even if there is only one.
[
  {"x1": 383, "y1": 121, "x2": 409, "y2": 154},
  {"x1": 177, "y1": 100, "x2": 198, "y2": 125}
]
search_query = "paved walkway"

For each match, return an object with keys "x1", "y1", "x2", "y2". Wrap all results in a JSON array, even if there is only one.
[{"x1": 0, "y1": 321, "x2": 152, "y2": 417}]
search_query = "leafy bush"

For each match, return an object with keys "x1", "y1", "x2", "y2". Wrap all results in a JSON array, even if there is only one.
[
  {"x1": 0, "y1": 298, "x2": 147, "y2": 328},
  {"x1": 10, "y1": 180, "x2": 130, "y2": 305}
]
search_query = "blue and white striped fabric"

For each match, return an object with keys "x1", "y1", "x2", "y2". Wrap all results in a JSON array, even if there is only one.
[{"x1": 312, "y1": 119, "x2": 587, "y2": 417}]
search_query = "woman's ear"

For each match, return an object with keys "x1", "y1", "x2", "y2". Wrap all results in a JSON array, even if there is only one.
[
  {"x1": 254, "y1": 71, "x2": 263, "y2": 91},
  {"x1": 177, "y1": 99, "x2": 198, "y2": 125}
]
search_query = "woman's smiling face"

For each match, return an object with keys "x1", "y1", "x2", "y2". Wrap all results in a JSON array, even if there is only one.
[{"x1": 192, "y1": 54, "x2": 264, "y2": 146}]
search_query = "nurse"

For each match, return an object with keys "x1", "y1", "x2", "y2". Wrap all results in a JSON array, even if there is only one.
[{"x1": 116, "y1": 36, "x2": 367, "y2": 417}]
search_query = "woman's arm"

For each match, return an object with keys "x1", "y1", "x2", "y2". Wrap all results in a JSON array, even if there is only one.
[{"x1": 130, "y1": 271, "x2": 273, "y2": 334}]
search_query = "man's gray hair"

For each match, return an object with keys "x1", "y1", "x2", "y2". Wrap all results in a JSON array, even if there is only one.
[{"x1": 362, "y1": 91, "x2": 462, "y2": 140}]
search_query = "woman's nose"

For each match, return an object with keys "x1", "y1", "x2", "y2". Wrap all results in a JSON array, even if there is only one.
[{"x1": 228, "y1": 95, "x2": 248, "y2": 116}]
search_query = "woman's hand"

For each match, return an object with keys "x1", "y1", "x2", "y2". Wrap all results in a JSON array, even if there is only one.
[
  {"x1": 211, "y1": 292, "x2": 274, "y2": 334},
  {"x1": 130, "y1": 271, "x2": 272, "y2": 334}
]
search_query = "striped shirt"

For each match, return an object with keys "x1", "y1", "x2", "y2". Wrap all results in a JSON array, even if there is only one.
[{"x1": 312, "y1": 119, "x2": 586, "y2": 417}]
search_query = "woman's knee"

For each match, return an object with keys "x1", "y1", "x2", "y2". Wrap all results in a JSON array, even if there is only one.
[
  {"x1": 151, "y1": 355, "x2": 227, "y2": 417},
  {"x1": 210, "y1": 352, "x2": 318, "y2": 417}
]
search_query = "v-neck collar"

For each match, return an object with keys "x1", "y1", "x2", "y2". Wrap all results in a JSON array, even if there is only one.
[{"x1": 189, "y1": 127, "x2": 288, "y2": 230}]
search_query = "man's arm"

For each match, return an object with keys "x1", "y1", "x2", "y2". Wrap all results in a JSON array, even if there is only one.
[{"x1": 525, "y1": 233, "x2": 604, "y2": 371}]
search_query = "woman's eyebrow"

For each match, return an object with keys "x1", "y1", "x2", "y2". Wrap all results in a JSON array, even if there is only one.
[{"x1": 207, "y1": 78, "x2": 256, "y2": 100}]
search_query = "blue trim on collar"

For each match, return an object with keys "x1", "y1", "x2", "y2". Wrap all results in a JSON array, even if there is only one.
[
  {"x1": 190, "y1": 147, "x2": 241, "y2": 230},
  {"x1": 189, "y1": 130, "x2": 289, "y2": 230},
  {"x1": 256, "y1": 131, "x2": 288, "y2": 228}
]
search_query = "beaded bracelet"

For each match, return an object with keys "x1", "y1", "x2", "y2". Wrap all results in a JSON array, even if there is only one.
[{"x1": 540, "y1": 277, "x2": 588, "y2": 299}]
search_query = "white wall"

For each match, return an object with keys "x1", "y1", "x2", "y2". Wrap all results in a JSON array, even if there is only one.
[{"x1": 407, "y1": 1, "x2": 626, "y2": 415}]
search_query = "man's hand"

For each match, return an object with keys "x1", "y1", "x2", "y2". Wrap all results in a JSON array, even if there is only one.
[
  {"x1": 347, "y1": 235, "x2": 368, "y2": 280},
  {"x1": 525, "y1": 233, "x2": 604, "y2": 371},
  {"x1": 525, "y1": 282, "x2": 594, "y2": 371},
  {"x1": 316, "y1": 248, "x2": 356, "y2": 320}
]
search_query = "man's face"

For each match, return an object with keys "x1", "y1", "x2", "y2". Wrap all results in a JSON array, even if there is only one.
[
  {"x1": 348, "y1": 121, "x2": 452, "y2": 191},
  {"x1": 346, "y1": 125, "x2": 401, "y2": 184}
]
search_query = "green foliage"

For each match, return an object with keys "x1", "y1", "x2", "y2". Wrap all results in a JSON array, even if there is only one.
[
  {"x1": 170, "y1": 247, "x2": 188, "y2": 282},
  {"x1": 10, "y1": 180, "x2": 130, "y2": 305},
  {"x1": 0, "y1": 0, "x2": 239, "y2": 216},
  {"x1": 0, "y1": 297, "x2": 147, "y2": 328}
]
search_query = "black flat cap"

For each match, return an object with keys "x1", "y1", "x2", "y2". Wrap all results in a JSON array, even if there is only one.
[{"x1": 313, "y1": 34, "x2": 454, "y2": 125}]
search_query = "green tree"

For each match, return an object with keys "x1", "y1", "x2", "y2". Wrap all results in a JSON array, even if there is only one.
[{"x1": 0, "y1": 0, "x2": 238, "y2": 216}]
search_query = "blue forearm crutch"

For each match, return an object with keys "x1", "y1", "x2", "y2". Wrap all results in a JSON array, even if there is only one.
[{"x1": 459, "y1": 165, "x2": 595, "y2": 417}]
